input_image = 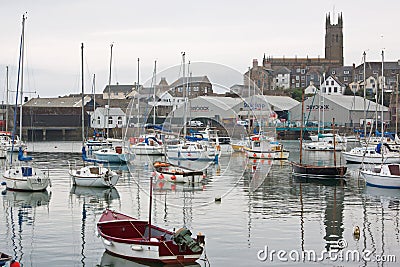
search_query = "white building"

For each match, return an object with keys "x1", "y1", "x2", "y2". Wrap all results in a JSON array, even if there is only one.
[
  {"x1": 91, "y1": 107, "x2": 126, "y2": 129},
  {"x1": 274, "y1": 67, "x2": 291, "y2": 89},
  {"x1": 322, "y1": 76, "x2": 346, "y2": 95}
]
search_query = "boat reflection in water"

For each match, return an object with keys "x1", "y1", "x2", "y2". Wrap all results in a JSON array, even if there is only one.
[
  {"x1": 1, "y1": 190, "x2": 51, "y2": 264},
  {"x1": 69, "y1": 186, "x2": 120, "y2": 266},
  {"x1": 99, "y1": 251, "x2": 201, "y2": 267},
  {"x1": 292, "y1": 175, "x2": 346, "y2": 252},
  {"x1": 244, "y1": 158, "x2": 274, "y2": 192}
]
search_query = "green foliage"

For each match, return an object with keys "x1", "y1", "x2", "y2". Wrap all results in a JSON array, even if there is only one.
[{"x1": 291, "y1": 88, "x2": 303, "y2": 101}]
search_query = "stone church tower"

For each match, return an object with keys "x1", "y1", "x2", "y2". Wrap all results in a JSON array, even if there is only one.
[{"x1": 325, "y1": 12, "x2": 344, "y2": 66}]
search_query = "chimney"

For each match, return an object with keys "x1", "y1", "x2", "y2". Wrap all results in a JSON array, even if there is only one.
[{"x1": 252, "y1": 59, "x2": 258, "y2": 68}]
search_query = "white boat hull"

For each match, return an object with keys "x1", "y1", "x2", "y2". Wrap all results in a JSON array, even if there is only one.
[
  {"x1": 131, "y1": 146, "x2": 164, "y2": 155},
  {"x1": 3, "y1": 166, "x2": 50, "y2": 191},
  {"x1": 245, "y1": 150, "x2": 276, "y2": 160},
  {"x1": 94, "y1": 148, "x2": 130, "y2": 163},
  {"x1": 166, "y1": 147, "x2": 215, "y2": 161},
  {"x1": 99, "y1": 237, "x2": 202, "y2": 264},
  {"x1": 361, "y1": 170, "x2": 400, "y2": 188},
  {"x1": 342, "y1": 151, "x2": 400, "y2": 164},
  {"x1": 69, "y1": 166, "x2": 119, "y2": 187}
]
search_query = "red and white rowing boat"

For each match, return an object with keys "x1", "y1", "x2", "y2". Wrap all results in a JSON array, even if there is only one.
[{"x1": 97, "y1": 209, "x2": 205, "y2": 264}]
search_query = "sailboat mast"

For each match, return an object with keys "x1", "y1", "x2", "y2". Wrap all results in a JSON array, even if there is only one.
[
  {"x1": 381, "y1": 50, "x2": 384, "y2": 139},
  {"x1": 107, "y1": 43, "x2": 113, "y2": 138},
  {"x1": 333, "y1": 118, "x2": 336, "y2": 166},
  {"x1": 81, "y1": 43, "x2": 85, "y2": 147},
  {"x1": 137, "y1": 58, "x2": 140, "y2": 127},
  {"x1": 153, "y1": 60, "x2": 157, "y2": 125},
  {"x1": 5, "y1": 66, "x2": 9, "y2": 132},
  {"x1": 148, "y1": 175, "x2": 153, "y2": 240},
  {"x1": 299, "y1": 88, "x2": 305, "y2": 164},
  {"x1": 363, "y1": 51, "x2": 367, "y2": 138},
  {"x1": 19, "y1": 15, "x2": 26, "y2": 141},
  {"x1": 396, "y1": 74, "x2": 399, "y2": 134},
  {"x1": 182, "y1": 52, "x2": 187, "y2": 138},
  {"x1": 11, "y1": 14, "x2": 26, "y2": 164}
]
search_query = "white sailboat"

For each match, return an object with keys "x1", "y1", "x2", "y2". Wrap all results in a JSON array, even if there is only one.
[
  {"x1": 165, "y1": 52, "x2": 218, "y2": 162},
  {"x1": 343, "y1": 50, "x2": 400, "y2": 164},
  {"x1": 360, "y1": 50, "x2": 400, "y2": 188},
  {"x1": 3, "y1": 14, "x2": 50, "y2": 192},
  {"x1": 68, "y1": 43, "x2": 119, "y2": 188}
]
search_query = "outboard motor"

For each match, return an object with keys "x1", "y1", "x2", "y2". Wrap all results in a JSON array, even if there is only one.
[{"x1": 173, "y1": 228, "x2": 203, "y2": 253}]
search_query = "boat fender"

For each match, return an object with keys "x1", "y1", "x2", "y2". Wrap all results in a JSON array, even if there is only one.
[
  {"x1": 261, "y1": 154, "x2": 264, "y2": 158},
  {"x1": 1, "y1": 181, "x2": 6, "y2": 186},
  {"x1": 102, "y1": 238, "x2": 113, "y2": 246},
  {"x1": 253, "y1": 153, "x2": 257, "y2": 158},
  {"x1": 267, "y1": 153, "x2": 272, "y2": 158},
  {"x1": 171, "y1": 175, "x2": 176, "y2": 181},
  {"x1": 159, "y1": 173, "x2": 164, "y2": 179}
]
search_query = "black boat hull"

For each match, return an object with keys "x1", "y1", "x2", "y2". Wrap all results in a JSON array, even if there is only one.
[{"x1": 290, "y1": 162, "x2": 347, "y2": 177}]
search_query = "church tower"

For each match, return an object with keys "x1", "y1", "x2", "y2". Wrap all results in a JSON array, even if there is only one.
[{"x1": 325, "y1": 12, "x2": 343, "y2": 66}]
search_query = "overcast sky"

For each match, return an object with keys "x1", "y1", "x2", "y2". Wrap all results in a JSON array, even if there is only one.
[{"x1": 1, "y1": 0, "x2": 399, "y2": 99}]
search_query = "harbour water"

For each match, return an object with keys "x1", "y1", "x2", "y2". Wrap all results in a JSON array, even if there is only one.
[{"x1": 0, "y1": 141, "x2": 399, "y2": 266}]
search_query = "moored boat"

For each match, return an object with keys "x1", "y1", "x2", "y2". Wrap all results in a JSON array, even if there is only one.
[
  {"x1": 69, "y1": 164, "x2": 119, "y2": 188},
  {"x1": 342, "y1": 145, "x2": 400, "y2": 164},
  {"x1": 290, "y1": 161, "x2": 347, "y2": 177},
  {"x1": 0, "y1": 252, "x2": 11, "y2": 266},
  {"x1": 96, "y1": 209, "x2": 205, "y2": 264},
  {"x1": 3, "y1": 148, "x2": 50, "y2": 191},
  {"x1": 153, "y1": 161, "x2": 205, "y2": 183},
  {"x1": 360, "y1": 164, "x2": 400, "y2": 188}
]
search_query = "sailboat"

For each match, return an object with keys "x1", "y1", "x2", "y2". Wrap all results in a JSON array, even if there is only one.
[
  {"x1": 305, "y1": 78, "x2": 346, "y2": 151},
  {"x1": 3, "y1": 14, "x2": 51, "y2": 191},
  {"x1": 342, "y1": 51, "x2": 400, "y2": 164},
  {"x1": 165, "y1": 53, "x2": 218, "y2": 162},
  {"x1": 96, "y1": 174, "x2": 205, "y2": 264},
  {"x1": 360, "y1": 50, "x2": 400, "y2": 188},
  {"x1": 93, "y1": 44, "x2": 130, "y2": 164},
  {"x1": 290, "y1": 87, "x2": 347, "y2": 178},
  {"x1": 68, "y1": 43, "x2": 119, "y2": 188}
]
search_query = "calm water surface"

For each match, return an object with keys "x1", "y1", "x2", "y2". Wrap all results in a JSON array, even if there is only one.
[{"x1": 0, "y1": 141, "x2": 399, "y2": 266}]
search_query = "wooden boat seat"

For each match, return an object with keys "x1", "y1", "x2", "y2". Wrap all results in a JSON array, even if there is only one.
[{"x1": 388, "y1": 165, "x2": 400, "y2": 176}]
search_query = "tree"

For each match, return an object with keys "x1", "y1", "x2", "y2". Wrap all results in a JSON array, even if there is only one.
[{"x1": 290, "y1": 88, "x2": 303, "y2": 102}]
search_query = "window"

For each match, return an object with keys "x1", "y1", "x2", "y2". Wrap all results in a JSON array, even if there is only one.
[
  {"x1": 310, "y1": 75, "x2": 314, "y2": 80},
  {"x1": 292, "y1": 79, "x2": 295, "y2": 83},
  {"x1": 323, "y1": 87, "x2": 326, "y2": 93},
  {"x1": 301, "y1": 83, "x2": 305, "y2": 87},
  {"x1": 344, "y1": 70, "x2": 350, "y2": 74},
  {"x1": 334, "y1": 87, "x2": 337, "y2": 93},
  {"x1": 296, "y1": 76, "x2": 299, "y2": 81},
  {"x1": 276, "y1": 78, "x2": 279, "y2": 83},
  {"x1": 117, "y1": 116, "x2": 122, "y2": 125},
  {"x1": 108, "y1": 116, "x2": 113, "y2": 125},
  {"x1": 301, "y1": 76, "x2": 305, "y2": 81},
  {"x1": 373, "y1": 70, "x2": 378, "y2": 74},
  {"x1": 97, "y1": 116, "x2": 101, "y2": 125},
  {"x1": 301, "y1": 69, "x2": 305, "y2": 74},
  {"x1": 326, "y1": 81, "x2": 329, "y2": 85},
  {"x1": 296, "y1": 68, "x2": 300, "y2": 73},
  {"x1": 331, "y1": 81, "x2": 334, "y2": 85},
  {"x1": 332, "y1": 70, "x2": 336, "y2": 75},
  {"x1": 296, "y1": 83, "x2": 300, "y2": 88},
  {"x1": 344, "y1": 77, "x2": 348, "y2": 82}
]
